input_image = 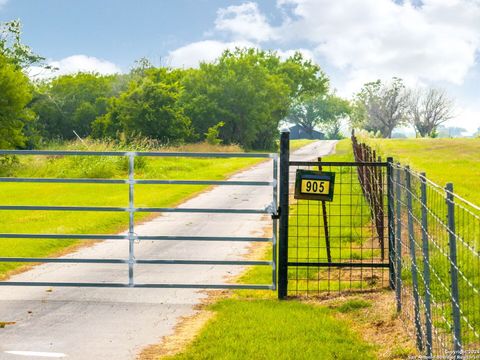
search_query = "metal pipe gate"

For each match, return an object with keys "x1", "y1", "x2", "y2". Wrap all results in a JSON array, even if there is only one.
[{"x1": 0, "y1": 149, "x2": 278, "y2": 289}]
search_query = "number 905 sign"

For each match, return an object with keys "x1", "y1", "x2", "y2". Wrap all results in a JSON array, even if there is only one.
[{"x1": 294, "y1": 169, "x2": 335, "y2": 201}]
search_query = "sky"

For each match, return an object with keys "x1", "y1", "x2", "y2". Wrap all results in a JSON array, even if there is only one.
[{"x1": 1, "y1": 0, "x2": 479, "y2": 134}]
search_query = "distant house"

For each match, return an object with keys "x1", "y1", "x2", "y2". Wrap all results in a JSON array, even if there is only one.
[{"x1": 288, "y1": 124, "x2": 325, "y2": 140}]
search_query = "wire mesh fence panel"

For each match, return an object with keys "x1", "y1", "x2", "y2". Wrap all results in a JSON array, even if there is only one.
[
  {"x1": 391, "y1": 163, "x2": 480, "y2": 358},
  {"x1": 286, "y1": 162, "x2": 390, "y2": 297}
]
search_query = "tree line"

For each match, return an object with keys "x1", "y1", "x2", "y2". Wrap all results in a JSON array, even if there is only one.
[{"x1": 1, "y1": 21, "x2": 456, "y2": 152}]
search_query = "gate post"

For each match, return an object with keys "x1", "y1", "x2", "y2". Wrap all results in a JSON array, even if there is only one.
[{"x1": 278, "y1": 130, "x2": 290, "y2": 299}]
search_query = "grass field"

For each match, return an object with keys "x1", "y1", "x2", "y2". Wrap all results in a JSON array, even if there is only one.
[
  {"x1": 0, "y1": 140, "x2": 263, "y2": 278},
  {"x1": 365, "y1": 138, "x2": 480, "y2": 205}
]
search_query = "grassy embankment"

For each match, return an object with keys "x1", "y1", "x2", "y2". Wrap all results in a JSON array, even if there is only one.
[
  {"x1": 0, "y1": 140, "x2": 264, "y2": 278},
  {"x1": 154, "y1": 140, "x2": 415, "y2": 360}
]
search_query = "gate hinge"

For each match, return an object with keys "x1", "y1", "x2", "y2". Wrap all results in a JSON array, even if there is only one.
[{"x1": 271, "y1": 207, "x2": 281, "y2": 220}]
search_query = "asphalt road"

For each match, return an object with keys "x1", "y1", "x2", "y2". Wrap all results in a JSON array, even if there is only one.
[{"x1": 0, "y1": 140, "x2": 336, "y2": 360}]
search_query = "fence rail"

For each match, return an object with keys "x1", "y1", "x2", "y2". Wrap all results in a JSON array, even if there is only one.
[{"x1": 352, "y1": 134, "x2": 480, "y2": 358}]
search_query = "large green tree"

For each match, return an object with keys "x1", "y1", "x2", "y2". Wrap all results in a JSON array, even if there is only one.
[
  {"x1": 30, "y1": 73, "x2": 122, "y2": 140},
  {"x1": 287, "y1": 94, "x2": 350, "y2": 139},
  {"x1": 93, "y1": 67, "x2": 193, "y2": 143},
  {"x1": 352, "y1": 78, "x2": 408, "y2": 138},
  {"x1": 1, "y1": 20, "x2": 48, "y2": 149},
  {"x1": 181, "y1": 48, "x2": 327, "y2": 150},
  {"x1": 0, "y1": 54, "x2": 33, "y2": 148}
]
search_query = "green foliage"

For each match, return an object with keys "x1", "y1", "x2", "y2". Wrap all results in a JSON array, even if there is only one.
[
  {"x1": 204, "y1": 121, "x2": 224, "y2": 145},
  {"x1": 1, "y1": 21, "x2": 330, "y2": 151},
  {"x1": 353, "y1": 78, "x2": 408, "y2": 138},
  {"x1": 30, "y1": 73, "x2": 122, "y2": 141},
  {"x1": 0, "y1": 53, "x2": 33, "y2": 149},
  {"x1": 181, "y1": 48, "x2": 327, "y2": 150},
  {"x1": 93, "y1": 68, "x2": 193, "y2": 144},
  {"x1": 0, "y1": 20, "x2": 48, "y2": 69},
  {"x1": 287, "y1": 93, "x2": 350, "y2": 139}
]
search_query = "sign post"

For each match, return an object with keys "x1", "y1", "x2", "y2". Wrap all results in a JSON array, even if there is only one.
[{"x1": 294, "y1": 164, "x2": 335, "y2": 262}]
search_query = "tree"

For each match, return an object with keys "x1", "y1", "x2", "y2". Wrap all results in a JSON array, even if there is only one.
[
  {"x1": 0, "y1": 53, "x2": 33, "y2": 148},
  {"x1": 408, "y1": 88, "x2": 454, "y2": 137},
  {"x1": 353, "y1": 78, "x2": 409, "y2": 138},
  {"x1": 93, "y1": 67, "x2": 193, "y2": 143},
  {"x1": 30, "y1": 73, "x2": 121, "y2": 140},
  {"x1": 287, "y1": 94, "x2": 350, "y2": 139},
  {"x1": 181, "y1": 48, "x2": 326, "y2": 149},
  {"x1": 1, "y1": 20, "x2": 50, "y2": 70}
]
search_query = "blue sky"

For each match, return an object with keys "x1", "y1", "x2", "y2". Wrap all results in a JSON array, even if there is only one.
[{"x1": 1, "y1": 0, "x2": 479, "y2": 133}]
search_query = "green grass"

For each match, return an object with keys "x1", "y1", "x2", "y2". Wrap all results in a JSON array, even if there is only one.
[
  {"x1": 166, "y1": 299, "x2": 375, "y2": 360},
  {"x1": 335, "y1": 299, "x2": 372, "y2": 313},
  {"x1": 365, "y1": 138, "x2": 480, "y2": 204},
  {"x1": 0, "y1": 142, "x2": 261, "y2": 278},
  {"x1": 290, "y1": 139, "x2": 318, "y2": 151}
]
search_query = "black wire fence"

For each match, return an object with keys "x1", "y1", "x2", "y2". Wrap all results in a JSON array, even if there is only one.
[
  {"x1": 353, "y1": 135, "x2": 480, "y2": 359},
  {"x1": 285, "y1": 161, "x2": 390, "y2": 296}
]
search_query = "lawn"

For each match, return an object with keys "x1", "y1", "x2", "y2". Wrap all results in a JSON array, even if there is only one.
[
  {"x1": 0, "y1": 141, "x2": 262, "y2": 278},
  {"x1": 164, "y1": 299, "x2": 376, "y2": 360},
  {"x1": 365, "y1": 138, "x2": 480, "y2": 205},
  {"x1": 289, "y1": 139, "x2": 318, "y2": 151}
]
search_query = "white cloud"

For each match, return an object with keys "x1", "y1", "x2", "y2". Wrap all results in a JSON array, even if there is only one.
[
  {"x1": 453, "y1": 105, "x2": 480, "y2": 134},
  {"x1": 0, "y1": 0, "x2": 8, "y2": 10},
  {"x1": 275, "y1": 48, "x2": 315, "y2": 62},
  {"x1": 215, "y1": 2, "x2": 276, "y2": 42},
  {"x1": 29, "y1": 55, "x2": 121, "y2": 80},
  {"x1": 166, "y1": 40, "x2": 255, "y2": 68},
  {"x1": 277, "y1": 0, "x2": 480, "y2": 89}
]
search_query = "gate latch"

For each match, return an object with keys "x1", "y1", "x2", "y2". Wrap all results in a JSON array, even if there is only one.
[{"x1": 271, "y1": 207, "x2": 280, "y2": 220}]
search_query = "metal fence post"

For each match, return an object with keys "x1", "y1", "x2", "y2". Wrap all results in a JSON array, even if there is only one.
[
  {"x1": 387, "y1": 157, "x2": 395, "y2": 289},
  {"x1": 272, "y1": 156, "x2": 278, "y2": 290},
  {"x1": 420, "y1": 172, "x2": 433, "y2": 358},
  {"x1": 278, "y1": 130, "x2": 290, "y2": 299},
  {"x1": 395, "y1": 164, "x2": 403, "y2": 312},
  {"x1": 406, "y1": 166, "x2": 424, "y2": 351},
  {"x1": 446, "y1": 183, "x2": 462, "y2": 358},
  {"x1": 128, "y1": 153, "x2": 135, "y2": 287}
]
